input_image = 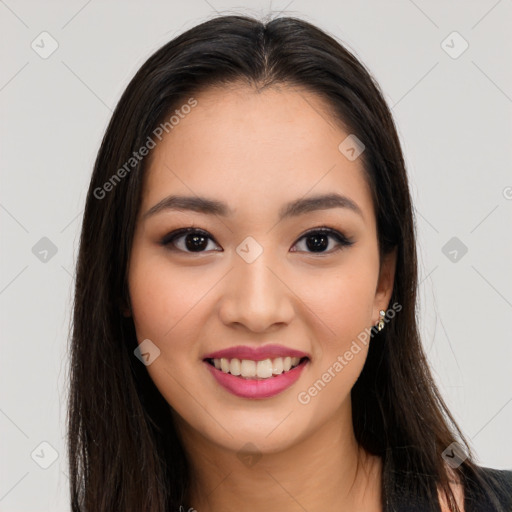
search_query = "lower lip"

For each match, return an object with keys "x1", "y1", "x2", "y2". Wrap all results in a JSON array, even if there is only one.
[{"x1": 204, "y1": 359, "x2": 308, "y2": 399}]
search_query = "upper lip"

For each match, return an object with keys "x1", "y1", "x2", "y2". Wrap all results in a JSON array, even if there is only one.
[{"x1": 203, "y1": 344, "x2": 310, "y2": 362}]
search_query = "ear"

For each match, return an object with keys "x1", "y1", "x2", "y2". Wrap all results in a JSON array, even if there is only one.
[{"x1": 373, "y1": 247, "x2": 397, "y2": 320}]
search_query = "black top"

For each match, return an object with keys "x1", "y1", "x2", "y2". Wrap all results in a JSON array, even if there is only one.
[
  {"x1": 180, "y1": 464, "x2": 511, "y2": 510},
  {"x1": 385, "y1": 465, "x2": 512, "y2": 511}
]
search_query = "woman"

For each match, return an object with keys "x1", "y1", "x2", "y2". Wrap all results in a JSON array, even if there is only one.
[{"x1": 68, "y1": 14, "x2": 511, "y2": 511}]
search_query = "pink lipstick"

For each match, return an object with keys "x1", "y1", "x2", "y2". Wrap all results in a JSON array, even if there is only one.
[{"x1": 203, "y1": 344, "x2": 310, "y2": 399}]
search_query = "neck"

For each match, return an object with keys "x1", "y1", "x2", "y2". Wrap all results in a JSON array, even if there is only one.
[{"x1": 176, "y1": 405, "x2": 382, "y2": 512}]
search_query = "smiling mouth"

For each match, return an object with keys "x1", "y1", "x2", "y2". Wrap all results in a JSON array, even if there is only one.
[{"x1": 205, "y1": 356, "x2": 309, "y2": 380}]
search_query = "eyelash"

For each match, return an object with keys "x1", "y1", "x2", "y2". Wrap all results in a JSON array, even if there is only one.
[{"x1": 160, "y1": 226, "x2": 354, "y2": 255}]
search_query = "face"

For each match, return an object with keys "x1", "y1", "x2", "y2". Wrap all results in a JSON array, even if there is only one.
[{"x1": 126, "y1": 84, "x2": 396, "y2": 455}]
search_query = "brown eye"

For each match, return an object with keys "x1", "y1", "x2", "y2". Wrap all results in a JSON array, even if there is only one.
[
  {"x1": 291, "y1": 228, "x2": 353, "y2": 254},
  {"x1": 161, "y1": 228, "x2": 221, "y2": 253}
]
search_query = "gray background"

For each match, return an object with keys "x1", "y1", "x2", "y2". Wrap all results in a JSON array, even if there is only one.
[{"x1": 1, "y1": 0, "x2": 511, "y2": 510}]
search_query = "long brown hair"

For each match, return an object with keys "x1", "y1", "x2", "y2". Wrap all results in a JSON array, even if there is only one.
[{"x1": 68, "y1": 14, "x2": 500, "y2": 511}]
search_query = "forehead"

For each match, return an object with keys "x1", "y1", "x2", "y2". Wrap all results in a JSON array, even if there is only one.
[{"x1": 141, "y1": 84, "x2": 375, "y2": 225}]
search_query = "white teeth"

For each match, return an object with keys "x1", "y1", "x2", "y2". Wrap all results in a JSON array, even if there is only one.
[
  {"x1": 256, "y1": 359, "x2": 273, "y2": 378},
  {"x1": 240, "y1": 359, "x2": 256, "y2": 378},
  {"x1": 272, "y1": 357, "x2": 283, "y2": 375},
  {"x1": 230, "y1": 358, "x2": 241, "y2": 376},
  {"x1": 220, "y1": 358, "x2": 230, "y2": 373},
  {"x1": 211, "y1": 356, "x2": 305, "y2": 379}
]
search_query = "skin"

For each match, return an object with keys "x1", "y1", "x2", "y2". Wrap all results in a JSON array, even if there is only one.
[{"x1": 126, "y1": 83, "x2": 399, "y2": 511}]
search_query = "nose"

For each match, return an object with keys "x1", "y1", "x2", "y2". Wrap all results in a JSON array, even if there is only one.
[{"x1": 218, "y1": 250, "x2": 295, "y2": 333}]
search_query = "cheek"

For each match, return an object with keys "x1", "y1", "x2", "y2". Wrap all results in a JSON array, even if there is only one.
[
  {"x1": 299, "y1": 255, "x2": 378, "y2": 346},
  {"x1": 128, "y1": 247, "x2": 208, "y2": 342},
  {"x1": 127, "y1": 249, "x2": 208, "y2": 405},
  {"x1": 295, "y1": 264, "x2": 377, "y2": 415}
]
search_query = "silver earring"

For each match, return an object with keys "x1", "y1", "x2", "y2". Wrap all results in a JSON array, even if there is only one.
[{"x1": 377, "y1": 310, "x2": 386, "y2": 331}]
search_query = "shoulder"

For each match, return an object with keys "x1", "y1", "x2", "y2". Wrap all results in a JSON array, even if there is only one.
[
  {"x1": 463, "y1": 465, "x2": 512, "y2": 510},
  {"x1": 439, "y1": 465, "x2": 512, "y2": 512},
  {"x1": 437, "y1": 466, "x2": 466, "y2": 512}
]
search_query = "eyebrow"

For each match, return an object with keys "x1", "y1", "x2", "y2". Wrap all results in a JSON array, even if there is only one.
[{"x1": 142, "y1": 192, "x2": 364, "y2": 221}]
